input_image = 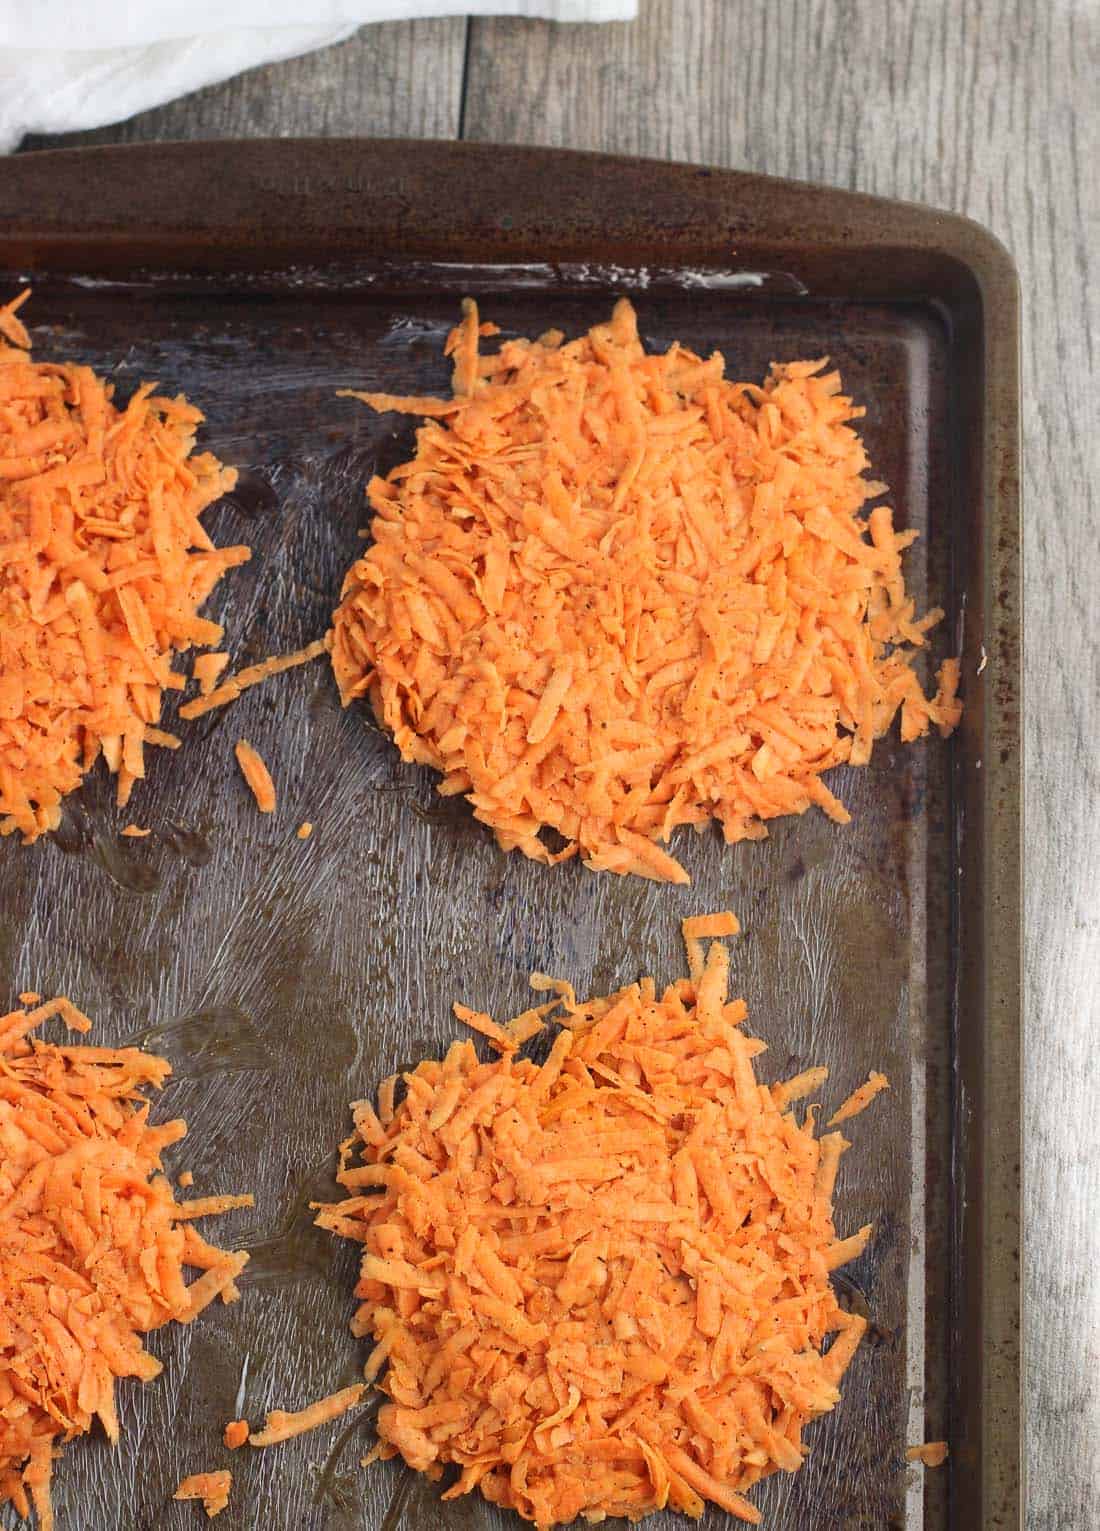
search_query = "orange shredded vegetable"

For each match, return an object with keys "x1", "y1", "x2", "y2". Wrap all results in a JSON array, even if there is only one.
[
  {"x1": 0, "y1": 290, "x2": 248, "y2": 844},
  {"x1": 173, "y1": 1470, "x2": 232, "y2": 1518},
  {"x1": 0, "y1": 996, "x2": 249, "y2": 1530},
  {"x1": 174, "y1": 1194, "x2": 255, "y2": 1221},
  {"x1": 247, "y1": 1384, "x2": 366, "y2": 1447},
  {"x1": 0, "y1": 289, "x2": 31, "y2": 351},
  {"x1": 682, "y1": 911, "x2": 740, "y2": 983},
  {"x1": 316, "y1": 916, "x2": 885, "y2": 1527},
  {"x1": 331, "y1": 298, "x2": 962, "y2": 882},
  {"x1": 905, "y1": 1441, "x2": 948, "y2": 1468},
  {"x1": 193, "y1": 652, "x2": 229, "y2": 697},
  {"x1": 827, "y1": 1071, "x2": 891, "y2": 1127},
  {"x1": 223, "y1": 1420, "x2": 249, "y2": 1451},
  {"x1": 177, "y1": 639, "x2": 327, "y2": 722},
  {"x1": 233, "y1": 738, "x2": 276, "y2": 814}
]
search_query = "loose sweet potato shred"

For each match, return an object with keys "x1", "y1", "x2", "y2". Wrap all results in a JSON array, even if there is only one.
[
  {"x1": 223, "y1": 1420, "x2": 249, "y2": 1451},
  {"x1": 0, "y1": 997, "x2": 249, "y2": 1530},
  {"x1": 332, "y1": 298, "x2": 961, "y2": 882},
  {"x1": 905, "y1": 1441, "x2": 948, "y2": 1468},
  {"x1": 0, "y1": 291, "x2": 248, "y2": 844},
  {"x1": 827, "y1": 1070, "x2": 891, "y2": 1127},
  {"x1": 177, "y1": 639, "x2": 328, "y2": 723},
  {"x1": 173, "y1": 1469, "x2": 232, "y2": 1518},
  {"x1": 234, "y1": 738, "x2": 276, "y2": 814},
  {"x1": 192, "y1": 652, "x2": 229, "y2": 697},
  {"x1": 246, "y1": 1383, "x2": 366, "y2": 1447},
  {"x1": 316, "y1": 916, "x2": 885, "y2": 1527}
]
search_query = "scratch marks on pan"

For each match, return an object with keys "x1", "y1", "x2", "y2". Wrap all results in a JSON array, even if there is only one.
[{"x1": 234, "y1": 1352, "x2": 251, "y2": 1417}]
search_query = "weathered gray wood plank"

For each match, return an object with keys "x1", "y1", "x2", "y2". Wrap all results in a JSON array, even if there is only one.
[
  {"x1": 464, "y1": 3, "x2": 1098, "y2": 1526},
  {"x1": 20, "y1": 20, "x2": 467, "y2": 149}
]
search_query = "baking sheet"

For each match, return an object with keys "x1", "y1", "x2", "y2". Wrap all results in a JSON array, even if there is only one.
[{"x1": 0, "y1": 142, "x2": 1021, "y2": 1531}]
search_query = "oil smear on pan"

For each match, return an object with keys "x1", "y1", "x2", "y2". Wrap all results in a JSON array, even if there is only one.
[
  {"x1": 53, "y1": 803, "x2": 162, "y2": 895},
  {"x1": 240, "y1": 1157, "x2": 343, "y2": 1286},
  {"x1": 51, "y1": 803, "x2": 218, "y2": 891},
  {"x1": 161, "y1": 822, "x2": 215, "y2": 868},
  {"x1": 379, "y1": 1468, "x2": 416, "y2": 1531},
  {"x1": 312, "y1": 1396, "x2": 383, "y2": 1510},
  {"x1": 220, "y1": 467, "x2": 280, "y2": 519},
  {"x1": 124, "y1": 1005, "x2": 270, "y2": 1077}
]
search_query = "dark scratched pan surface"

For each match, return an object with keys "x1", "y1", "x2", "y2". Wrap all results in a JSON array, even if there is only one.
[{"x1": 0, "y1": 143, "x2": 1020, "y2": 1531}]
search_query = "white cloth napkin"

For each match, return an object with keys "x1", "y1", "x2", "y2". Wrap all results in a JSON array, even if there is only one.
[{"x1": 0, "y1": 2, "x2": 636, "y2": 151}]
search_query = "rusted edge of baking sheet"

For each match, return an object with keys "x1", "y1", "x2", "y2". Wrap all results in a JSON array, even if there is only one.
[{"x1": 2, "y1": 139, "x2": 1022, "y2": 1527}]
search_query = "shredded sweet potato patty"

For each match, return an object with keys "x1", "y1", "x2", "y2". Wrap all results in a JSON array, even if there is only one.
[
  {"x1": 0, "y1": 997, "x2": 250, "y2": 1530},
  {"x1": 316, "y1": 915, "x2": 883, "y2": 1527},
  {"x1": 0, "y1": 290, "x2": 248, "y2": 843},
  {"x1": 332, "y1": 299, "x2": 960, "y2": 882}
]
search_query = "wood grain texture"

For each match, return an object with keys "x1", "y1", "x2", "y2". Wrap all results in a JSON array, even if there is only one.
[
  {"x1": 462, "y1": 5, "x2": 1093, "y2": 1526},
  {"x1": 19, "y1": 20, "x2": 467, "y2": 149}
]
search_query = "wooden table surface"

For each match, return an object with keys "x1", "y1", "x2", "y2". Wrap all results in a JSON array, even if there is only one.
[{"x1": 17, "y1": 2, "x2": 1099, "y2": 1526}]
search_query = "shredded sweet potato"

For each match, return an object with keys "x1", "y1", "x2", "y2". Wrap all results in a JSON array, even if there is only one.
[
  {"x1": 178, "y1": 639, "x2": 328, "y2": 722},
  {"x1": 905, "y1": 1441, "x2": 948, "y2": 1468},
  {"x1": 0, "y1": 996, "x2": 250, "y2": 1530},
  {"x1": 827, "y1": 1070, "x2": 891, "y2": 1126},
  {"x1": 223, "y1": 1420, "x2": 249, "y2": 1451},
  {"x1": 316, "y1": 917, "x2": 886, "y2": 1527},
  {"x1": 174, "y1": 1194, "x2": 255, "y2": 1221},
  {"x1": 0, "y1": 290, "x2": 249, "y2": 844},
  {"x1": 234, "y1": 739, "x2": 276, "y2": 814},
  {"x1": 331, "y1": 298, "x2": 962, "y2": 882},
  {"x1": 247, "y1": 1384, "x2": 365, "y2": 1447},
  {"x1": 0, "y1": 289, "x2": 31, "y2": 351},
  {"x1": 193, "y1": 652, "x2": 229, "y2": 697},
  {"x1": 174, "y1": 1470, "x2": 232, "y2": 1518},
  {"x1": 682, "y1": 911, "x2": 740, "y2": 984}
]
